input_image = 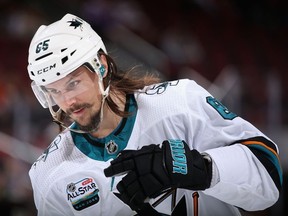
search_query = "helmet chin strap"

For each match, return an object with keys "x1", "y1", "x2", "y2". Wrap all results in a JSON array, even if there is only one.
[
  {"x1": 94, "y1": 60, "x2": 110, "y2": 129},
  {"x1": 97, "y1": 83, "x2": 109, "y2": 132}
]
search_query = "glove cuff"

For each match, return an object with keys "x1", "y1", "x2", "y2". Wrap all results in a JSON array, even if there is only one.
[{"x1": 201, "y1": 153, "x2": 213, "y2": 188}]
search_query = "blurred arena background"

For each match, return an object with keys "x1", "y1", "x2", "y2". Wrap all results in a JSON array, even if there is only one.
[{"x1": 0, "y1": 0, "x2": 287, "y2": 215}]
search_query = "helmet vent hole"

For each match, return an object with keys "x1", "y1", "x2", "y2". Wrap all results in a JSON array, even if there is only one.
[
  {"x1": 56, "y1": 72, "x2": 60, "y2": 76},
  {"x1": 42, "y1": 79, "x2": 46, "y2": 82},
  {"x1": 62, "y1": 56, "x2": 68, "y2": 64},
  {"x1": 70, "y1": 50, "x2": 76, "y2": 56},
  {"x1": 30, "y1": 71, "x2": 35, "y2": 76},
  {"x1": 61, "y1": 48, "x2": 67, "y2": 52}
]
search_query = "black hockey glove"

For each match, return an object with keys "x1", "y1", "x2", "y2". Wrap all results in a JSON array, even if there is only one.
[{"x1": 104, "y1": 139, "x2": 212, "y2": 211}]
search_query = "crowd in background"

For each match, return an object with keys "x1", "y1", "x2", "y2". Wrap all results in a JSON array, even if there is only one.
[{"x1": 0, "y1": 0, "x2": 288, "y2": 215}]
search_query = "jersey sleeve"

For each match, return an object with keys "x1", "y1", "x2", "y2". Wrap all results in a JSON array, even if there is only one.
[{"x1": 182, "y1": 79, "x2": 282, "y2": 211}]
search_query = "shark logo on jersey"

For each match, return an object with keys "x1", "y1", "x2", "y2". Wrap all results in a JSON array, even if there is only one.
[
  {"x1": 145, "y1": 80, "x2": 179, "y2": 95},
  {"x1": 67, "y1": 177, "x2": 100, "y2": 211},
  {"x1": 32, "y1": 135, "x2": 61, "y2": 167}
]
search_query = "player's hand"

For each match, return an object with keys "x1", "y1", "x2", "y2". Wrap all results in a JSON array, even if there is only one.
[{"x1": 104, "y1": 139, "x2": 212, "y2": 211}]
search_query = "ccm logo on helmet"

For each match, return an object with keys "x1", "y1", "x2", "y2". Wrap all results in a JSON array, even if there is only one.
[{"x1": 37, "y1": 63, "x2": 56, "y2": 74}]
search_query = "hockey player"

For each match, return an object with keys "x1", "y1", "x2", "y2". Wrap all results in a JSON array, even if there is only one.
[{"x1": 27, "y1": 14, "x2": 282, "y2": 216}]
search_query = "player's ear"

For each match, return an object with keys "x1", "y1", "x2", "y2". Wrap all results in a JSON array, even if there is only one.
[{"x1": 99, "y1": 54, "x2": 108, "y2": 78}]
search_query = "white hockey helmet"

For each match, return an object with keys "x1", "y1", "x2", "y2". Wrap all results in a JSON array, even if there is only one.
[{"x1": 27, "y1": 13, "x2": 107, "y2": 108}]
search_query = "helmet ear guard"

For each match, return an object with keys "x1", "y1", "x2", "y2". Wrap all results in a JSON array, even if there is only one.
[
  {"x1": 88, "y1": 57, "x2": 110, "y2": 97},
  {"x1": 99, "y1": 65, "x2": 106, "y2": 77}
]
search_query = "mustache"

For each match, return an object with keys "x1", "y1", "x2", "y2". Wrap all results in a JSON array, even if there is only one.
[{"x1": 66, "y1": 103, "x2": 92, "y2": 115}]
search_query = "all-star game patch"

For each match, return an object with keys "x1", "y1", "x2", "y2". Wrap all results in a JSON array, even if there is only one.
[{"x1": 66, "y1": 177, "x2": 100, "y2": 211}]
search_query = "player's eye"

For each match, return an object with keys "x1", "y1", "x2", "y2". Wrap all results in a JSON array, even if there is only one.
[
  {"x1": 66, "y1": 80, "x2": 80, "y2": 90},
  {"x1": 46, "y1": 88, "x2": 60, "y2": 95}
]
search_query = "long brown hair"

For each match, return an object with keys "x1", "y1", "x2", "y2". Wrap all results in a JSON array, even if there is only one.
[{"x1": 102, "y1": 52, "x2": 162, "y2": 117}]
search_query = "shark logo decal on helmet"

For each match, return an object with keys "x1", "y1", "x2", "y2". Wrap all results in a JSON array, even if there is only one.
[{"x1": 67, "y1": 18, "x2": 83, "y2": 30}]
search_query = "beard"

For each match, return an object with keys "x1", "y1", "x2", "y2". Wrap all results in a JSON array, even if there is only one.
[
  {"x1": 77, "y1": 110, "x2": 101, "y2": 132},
  {"x1": 66, "y1": 103, "x2": 101, "y2": 133}
]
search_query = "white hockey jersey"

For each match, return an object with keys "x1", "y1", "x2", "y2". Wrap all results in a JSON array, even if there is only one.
[{"x1": 29, "y1": 79, "x2": 282, "y2": 216}]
